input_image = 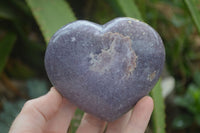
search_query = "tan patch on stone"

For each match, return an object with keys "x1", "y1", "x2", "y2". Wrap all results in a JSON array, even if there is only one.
[
  {"x1": 147, "y1": 71, "x2": 156, "y2": 81},
  {"x1": 89, "y1": 32, "x2": 137, "y2": 78}
]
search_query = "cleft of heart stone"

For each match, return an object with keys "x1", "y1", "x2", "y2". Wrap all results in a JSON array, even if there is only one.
[{"x1": 44, "y1": 17, "x2": 165, "y2": 121}]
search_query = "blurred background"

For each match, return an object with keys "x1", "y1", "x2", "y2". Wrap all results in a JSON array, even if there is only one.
[{"x1": 0, "y1": 0, "x2": 200, "y2": 132}]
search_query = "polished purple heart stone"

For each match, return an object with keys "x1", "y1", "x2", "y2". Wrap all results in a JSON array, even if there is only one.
[{"x1": 44, "y1": 17, "x2": 165, "y2": 121}]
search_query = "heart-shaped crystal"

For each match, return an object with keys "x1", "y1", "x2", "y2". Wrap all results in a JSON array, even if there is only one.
[{"x1": 45, "y1": 17, "x2": 165, "y2": 121}]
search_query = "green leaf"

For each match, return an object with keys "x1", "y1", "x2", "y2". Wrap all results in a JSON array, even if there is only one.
[
  {"x1": 68, "y1": 109, "x2": 84, "y2": 133},
  {"x1": 150, "y1": 80, "x2": 166, "y2": 133},
  {"x1": 6, "y1": 59, "x2": 35, "y2": 79},
  {"x1": 25, "y1": 0, "x2": 76, "y2": 43},
  {"x1": 0, "y1": 32, "x2": 16, "y2": 74},
  {"x1": 9, "y1": 0, "x2": 31, "y2": 16},
  {"x1": 91, "y1": 0, "x2": 117, "y2": 24},
  {"x1": 0, "y1": 6, "x2": 16, "y2": 20},
  {"x1": 0, "y1": 1, "x2": 18, "y2": 20},
  {"x1": 107, "y1": 0, "x2": 143, "y2": 21},
  {"x1": 184, "y1": 0, "x2": 200, "y2": 34}
]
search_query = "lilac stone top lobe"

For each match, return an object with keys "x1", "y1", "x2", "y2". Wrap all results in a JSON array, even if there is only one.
[{"x1": 44, "y1": 17, "x2": 165, "y2": 121}]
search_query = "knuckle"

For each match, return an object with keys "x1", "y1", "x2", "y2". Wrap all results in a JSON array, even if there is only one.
[{"x1": 23, "y1": 99, "x2": 35, "y2": 110}]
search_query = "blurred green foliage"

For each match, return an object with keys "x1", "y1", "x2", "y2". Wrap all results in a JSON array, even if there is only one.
[
  {"x1": 0, "y1": 79, "x2": 48, "y2": 132},
  {"x1": 184, "y1": 0, "x2": 200, "y2": 33},
  {"x1": 173, "y1": 71, "x2": 200, "y2": 130},
  {"x1": 0, "y1": 33, "x2": 16, "y2": 74},
  {"x1": 0, "y1": 0, "x2": 200, "y2": 133},
  {"x1": 0, "y1": 100, "x2": 25, "y2": 133}
]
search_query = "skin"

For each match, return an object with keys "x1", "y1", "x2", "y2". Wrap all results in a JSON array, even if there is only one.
[{"x1": 9, "y1": 87, "x2": 154, "y2": 133}]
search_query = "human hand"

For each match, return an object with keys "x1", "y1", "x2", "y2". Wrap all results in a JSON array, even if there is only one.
[{"x1": 9, "y1": 87, "x2": 153, "y2": 133}]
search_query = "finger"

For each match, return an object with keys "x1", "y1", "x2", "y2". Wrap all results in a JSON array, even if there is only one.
[
  {"x1": 76, "y1": 113, "x2": 106, "y2": 133},
  {"x1": 126, "y1": 96, "x2": 154, "y2": 133},
  {"x1": 22, "y1": 87, "x2": 63, "y2": 120},
  {"x1": 44, "y1": 98, "x2": 76, "y2": 133},
  {"x1": 106, "y1": 110, "x2": 132, "y2": 133},
  {"x1": 9, "y1": 87, "x2": 64, "y2": 133}
]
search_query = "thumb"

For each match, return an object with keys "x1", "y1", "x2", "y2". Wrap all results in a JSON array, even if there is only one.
[{"x1": 9, "y1": 87, "x2": 63, "y2": 133}]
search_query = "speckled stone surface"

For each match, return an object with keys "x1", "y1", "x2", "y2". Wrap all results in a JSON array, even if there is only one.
[{"x1": 45, "y1": 17, "x2": 165, "y2": 121}]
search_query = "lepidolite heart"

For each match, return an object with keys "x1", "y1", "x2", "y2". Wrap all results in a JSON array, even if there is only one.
[{"x1": 45, "y1": 17, "x2": 165, "y2": 121}]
